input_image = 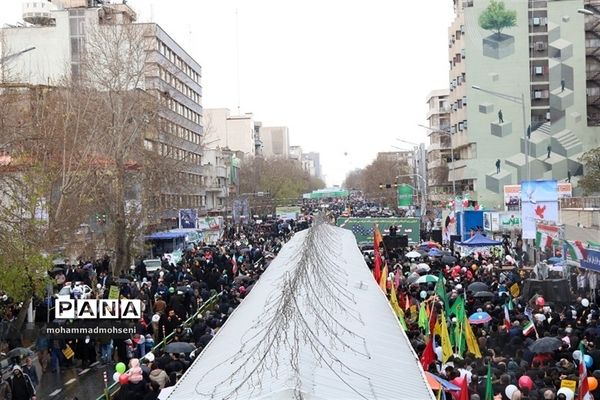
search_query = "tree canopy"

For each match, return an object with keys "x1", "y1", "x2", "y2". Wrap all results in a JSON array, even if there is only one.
[
  {"x1": 579, "y1": 147, "x2": 600, "y2": 195},
  {"x1": 479, "y1": 0, "x2": 517, "y2": 37},
  {"x1": 239, "y1": 157, "x2": 325, "y2": 204}
]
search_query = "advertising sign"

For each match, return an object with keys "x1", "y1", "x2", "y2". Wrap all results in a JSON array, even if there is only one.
[
  {"x1": 197, "y1": 217, "x2": 222, "y2": 231},
  {"x1": 498, "y1": 212, "x2": 521, "y2": 230},
  {"x1": 337, "y1": 217, "x2": 420, "y2": 244},
  {"x1": 397, "y1": 184, "x2": 414, "y2": 208},
  {"x1": 442, "y1": 210, "x2": 457, "y2": 242},
  {"x1": 504, "y1": 183, "x2": 571, "y2": 211},
  {"x1": 484, "y1": 212, "x2": 521, "y2": 232},
  {"x1": 178, "y1": 209, "x2": 198, "y2": 229},
  {"x1": 276, "y1": 206, "x2": 302, "y2": 220},
  {"x1": 520, "y1": 180, "x2": 559, "y2": 239},
  {"x1": 582, "y1": 249, "x2": 600, "y2": 273}
]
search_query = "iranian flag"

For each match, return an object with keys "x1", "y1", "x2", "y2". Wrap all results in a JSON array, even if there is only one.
[
  {"x1": 503, "y1": 304, "x2": 511, "y2": 332},
  {"x1": 522, "y1": 320, "x2": 535, "y2": 336},
  {"x1": 566, "y1": 240, "x2": 589, "y2": 261},
  {"x1": 580, "y1": 342, "x2": 592, "y2": 400},
  {"x1": 535, "y1": 224, "x2": 559, "y2": 249}
]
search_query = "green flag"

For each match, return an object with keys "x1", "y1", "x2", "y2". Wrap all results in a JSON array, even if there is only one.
[
  {"x1": 453, "y1": 317, "x2": 465, "y2": 355},
  {"x1": 485, "y1": 362, "x2": 493, "y2": 400},
  {"x1": 449, "y1": 295, "x2": 466, "y2": 322},
  {"x1": 418, "y1": 303, "x2": 429, "y2": 334},
  {"x1": 506, "y1": 295, "x2": 514, "y2": 311},
  {"x1": 435, "y1": 272, "x2": 449, "y2": 313}
]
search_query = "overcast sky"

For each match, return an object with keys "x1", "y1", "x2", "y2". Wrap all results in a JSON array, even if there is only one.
[{"x1": 1, "y1": 0, "x2": 454, "y2": 186}]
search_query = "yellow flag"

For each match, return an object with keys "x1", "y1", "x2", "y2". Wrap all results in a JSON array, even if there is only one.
[
  {"x1": 379, "y1": 263, "x2": 388, "y2": 291},
  {"x1": 463, "y1": 315, "x2": 482, "y2": 358},
  {"x1": 390, "y1": 283, "x2": 408, "y2": 330},
  {"x1": 440, "y1": 311, "x2": 453, "y2": 363},
  {"x1": 510, "y1": 283, "x2": 520, "y2": 298}
]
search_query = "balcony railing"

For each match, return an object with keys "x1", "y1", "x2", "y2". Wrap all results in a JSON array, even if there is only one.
[{"x1": 561, "y1": 197, "x2": 600, "y2": 209}]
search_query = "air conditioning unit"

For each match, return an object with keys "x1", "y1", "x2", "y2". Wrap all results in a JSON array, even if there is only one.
[
  {"x1": 533, "y1": 17, "x2": 541, "y2": 26},
  {"x1": 536, "y1": 42, "x2": 545, "y2": 51}
]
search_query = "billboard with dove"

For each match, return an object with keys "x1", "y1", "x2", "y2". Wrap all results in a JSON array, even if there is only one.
[{"x1": 520, "y1": 180, "x2": 558, "y2": 239}]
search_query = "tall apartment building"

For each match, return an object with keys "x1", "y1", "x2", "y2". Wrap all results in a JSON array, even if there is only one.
[
  {"x1": 203, "y1": 108, "x2": 257, "y2": 156},
  {"x1": 289, "y1": 145, "x2": 303, "y2": 164},
  {"x1": 425, "y1": 89, "x2": 453, "y2": 202},
  {"x1": 0, "y1": 0, "x2": 206, "y2": 217},
  {"x1": 302, "y1": 152, "x2": 322, "y2": 179},
  {"x1": 260, "y1": 126, "x2": 290, "y2": 159},
  {"x1": 448, "y1": 0, "x2": 600, "y2": 207}
]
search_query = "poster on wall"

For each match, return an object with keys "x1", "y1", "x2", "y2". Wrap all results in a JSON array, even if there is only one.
[
  {"x1": 178, "y1": 209, "x2": 198, "y2": 229},
  {"x1": 504, "y1": 183, "x2": 572, "y2": 211},
  {"x1": 520, "y1": 180, "x2": 558, "y2": 239},
  {"x1": 442, "y1": 210, "x2": 456, "y2": 242}
]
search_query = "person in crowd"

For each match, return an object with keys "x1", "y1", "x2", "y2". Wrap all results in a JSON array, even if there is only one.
[{"x1": 9, "y1": 365, "x2": 35, "y2": 400}]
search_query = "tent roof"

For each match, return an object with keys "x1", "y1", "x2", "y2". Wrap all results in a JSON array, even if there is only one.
[
  {"x1": 458, "y1": 232, "x2": 502, "y2": 247},
  {"x1": 145, "y1": 229, "x2": 197, "y2": 240},
  {"x1": 165, "y1": 223, "x2": 434, "y2": 400}
]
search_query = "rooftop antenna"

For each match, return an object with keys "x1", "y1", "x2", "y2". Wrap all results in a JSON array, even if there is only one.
[{"x1": 235, "y1": 8, "x2": 241, "y2": 115}]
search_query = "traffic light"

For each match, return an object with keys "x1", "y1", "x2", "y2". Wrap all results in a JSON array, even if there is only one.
[{"x1": 96, "y1": 213, "x2": 107, "y2": 224}]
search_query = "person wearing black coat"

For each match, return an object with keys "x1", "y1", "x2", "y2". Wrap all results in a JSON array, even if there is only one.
[{"x1": 9, "y1": 366, "x2": 35, "y2": 400}]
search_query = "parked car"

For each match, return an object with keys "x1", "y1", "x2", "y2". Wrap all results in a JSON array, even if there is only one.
[
  {"x1": 130, "y1": 258, "x2": 163, "y2": 276},
  {"x1": 55, "y1": 282, "x2": 93, "y2": 300}
]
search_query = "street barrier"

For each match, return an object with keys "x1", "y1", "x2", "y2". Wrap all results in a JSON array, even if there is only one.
[{"x1": 96, "y1": 293, "x2": 221, "y2": 400}]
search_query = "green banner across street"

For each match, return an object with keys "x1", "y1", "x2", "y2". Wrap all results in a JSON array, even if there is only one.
[{"x1": 337, "y1": 217, "x2": 420, "y2": 244}]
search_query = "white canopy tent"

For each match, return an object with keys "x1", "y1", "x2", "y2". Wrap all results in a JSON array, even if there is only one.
[{"x1": 165, "y1": 223, "x2": 435, "y2": 400}]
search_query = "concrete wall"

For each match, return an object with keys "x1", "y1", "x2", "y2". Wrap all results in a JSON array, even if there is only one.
[
  {"x1": 1, "y1": 11, "x2": 71, "y2": 85},
  {"x1": 463, "y1": 0, "x2": 532, "y2": 206}
]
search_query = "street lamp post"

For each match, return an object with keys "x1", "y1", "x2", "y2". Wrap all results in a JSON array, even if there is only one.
[
  {"x1": 418, "y1": 124, "x2": 456, "y2": 197},
  {"x1": 0, "y1": 46, "x2": 35, "y2": 65},
  {"x1": 472, "y1": 85, "x2": 530, "y2": 181},
  {"x1": 394, "y1": 138, "x2": 427, "y2": 211}
]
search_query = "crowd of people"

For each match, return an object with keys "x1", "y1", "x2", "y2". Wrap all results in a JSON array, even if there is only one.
[
  {"x1": 371, "y1": 231, "x2": 600, "y2": 400},
  {"x1": 1, "y1": 195, "x2": 597, "y2": 400},
  {"x1": 11, "y1": 215, "x2": 313, "y2": 400}
]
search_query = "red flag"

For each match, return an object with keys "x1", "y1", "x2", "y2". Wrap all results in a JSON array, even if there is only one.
[
  {"x1": 458, "y1": 376, "x2": 469, "y2": 400},
  {"x1": 373, "y1": 252, "x2": 382, "y2": 283},
  {"x1": 420, "y1": 336, "x2": 435, "y2": 371}
]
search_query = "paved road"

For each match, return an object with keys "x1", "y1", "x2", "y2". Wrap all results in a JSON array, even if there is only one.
[{"x1": 38, "y1": 361, "x2": 114, "y2": 400}]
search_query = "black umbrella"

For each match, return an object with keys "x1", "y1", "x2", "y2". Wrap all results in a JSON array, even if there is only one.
[
  {"x1": 473, "y1": 291, "x2": 495, "y2": 298},
  {"x1": 529, "y1": 337, "x2": 562, "y2": 354},
  {"x1": 6, "y1": 347, "x2": 34, "y2": 359},
  {"x1": 468, "y1": 282, "x2": 489, "y2": 294},
  {"x1": 117, "y1": 278, "x2": 130, "y2": 284},
  {"x1": 165, "y1": 342, "x2": 195, "y2": 354},
  {"x1": 441, "y1": 255, "x2": 458, "y2": 265}
]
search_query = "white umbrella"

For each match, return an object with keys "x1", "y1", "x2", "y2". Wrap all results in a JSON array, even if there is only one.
[
  {"x1": 406, "y1": 251, "x2": 421, "y2": 258},
  {"x1": 417, "y1": 263, "x2": 431, "y2": 273}
]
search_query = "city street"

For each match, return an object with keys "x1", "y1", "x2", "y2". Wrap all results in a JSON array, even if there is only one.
[
  {"x1": 39, "y1": 363, "x2": 108, "y2": 400},
  {"x1": 0, "y1": 0, "x2": 600, "y2": 399}
]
